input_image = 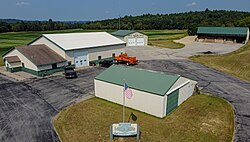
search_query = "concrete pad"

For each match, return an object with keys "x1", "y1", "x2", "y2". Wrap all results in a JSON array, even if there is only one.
[
  {"x1": 126, "y1": 41, "x2": 243, "y2": 60},
  {"x1": 0, "y1": 66, "x2": 37, "y2": 81}
]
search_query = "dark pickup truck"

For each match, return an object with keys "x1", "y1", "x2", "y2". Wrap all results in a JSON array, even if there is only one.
[
  {"x1": 99, "y1": 60, "x2": 115, "y2": 68},
  {"x1": 64, "y1": 67, "x2": 77, "y2": 79}
]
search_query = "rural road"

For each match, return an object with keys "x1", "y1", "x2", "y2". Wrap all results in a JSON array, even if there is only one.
[{"x1": 0, "y1": 59, "x2": 250, "y2": 141}]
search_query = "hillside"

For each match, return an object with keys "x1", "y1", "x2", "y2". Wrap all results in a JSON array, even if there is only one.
[
  {"x1": 1, "y1": 10, "x2": 250, "y2": 33},
  {"x1": 82, "y1": 10, "x2": 250, "y2": 33}
]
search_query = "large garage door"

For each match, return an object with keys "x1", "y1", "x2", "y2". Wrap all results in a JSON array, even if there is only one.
[
  {"x1": 74, "y1": 51, "x2": 89, "y2": 67},
  {"x1": 136, "y1": 38, "x2": 144, "y2": 46},
  {"x1": 166, "y1": 89, "x2": 179, "y2": 114},
  {"x1": 127, "y1": 38, "x2": 136, "y2": 46}
]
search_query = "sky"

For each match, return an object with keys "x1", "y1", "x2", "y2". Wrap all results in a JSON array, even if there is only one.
[{"x1": 1, "y1": 0, "x2": 250, "y2": 21}]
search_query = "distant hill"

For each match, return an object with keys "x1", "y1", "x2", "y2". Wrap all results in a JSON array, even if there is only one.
[
  {"x1": 0, "y1": 19, "x2": 23, "y2": 24},
  {"x1": 82, "y1": 10, "x2": 250, "y2": 35},
  {"x1": 0, "y1": 18, "x2": 89, "y2": 24},
  {"x1": 1, "y1": 10, "x2": 250, "y2": 34}
]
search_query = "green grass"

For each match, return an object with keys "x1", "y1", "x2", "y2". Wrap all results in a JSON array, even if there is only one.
[
  {"x1": 140, "y1": 30, "x2": 187, "y2": 49},
  {"x1": 0, "y1": 29, "x2": 187, "y2": 66},
  {"x1": 190, "y1": 42, "x2": 250, "y2": 82},
  {"x1": 54, "y1": 94, "x2": 234, "y2": 142}
]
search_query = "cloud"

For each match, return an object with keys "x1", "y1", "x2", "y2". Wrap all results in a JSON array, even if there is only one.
[
  {"x1": 186, "y1": 2, "x2": 197, "y2": 7},
  {"x1": 16, "y1": 1, "x2": 30, "y2": 6}
]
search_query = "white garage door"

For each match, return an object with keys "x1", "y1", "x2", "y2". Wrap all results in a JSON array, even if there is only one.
[
  {"x1": 74, "y1": 51, "x2": 89, "y2": 67},
  {"x1": 127, "y1": 38, "x2": 136, "y2": 46},
  {"x1": 136, "y1": 38, "x2": 145, "y2": 46}
]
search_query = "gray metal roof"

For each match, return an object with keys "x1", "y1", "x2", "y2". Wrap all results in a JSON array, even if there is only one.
[{"x1": 111, "y1": 30, "x2": 137, "y2": 37}]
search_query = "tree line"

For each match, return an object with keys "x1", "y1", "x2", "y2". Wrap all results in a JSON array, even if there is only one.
[
  {"x1": 82, "y1": 9, "x2": 250, "y2": 35},
  {"x1": 0, "y1": 19, "x2": 82, "y2": 33},
  {"x1": 1, "y1": 10, "x2": 250, "y2": 34}
]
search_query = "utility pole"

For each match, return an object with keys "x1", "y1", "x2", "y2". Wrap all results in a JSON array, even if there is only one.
[{"x1": 118, "y1": 0, "x2": 121, "y2": 30}]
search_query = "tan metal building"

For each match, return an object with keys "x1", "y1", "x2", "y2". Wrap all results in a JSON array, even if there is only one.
[
  {"x1": 112, "y1": 30, "x2": 148, "y2": 46},
  {"x1": 2, "y1": 44, "x2": 67, "y2": 76},
  {"x1": 95, "y1": 65, "x2": 197, "y2": 118},
  {"x1": 197, "y1": 27, "x2": 249, "y2": 44},
  {"x1": 28, "y1": 32, "x2": 126, "y2": 68}
]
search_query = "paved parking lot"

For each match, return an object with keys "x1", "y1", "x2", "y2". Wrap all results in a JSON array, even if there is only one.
[
  {"x1": 0, "y1": 67, "x2": 104, "y2": 142},
  {"x1": 0, "y1": 40, "x2": 249, "y2": 141},
  {"x1": 136, "y1": 60, "x2": 250, "y2": 141},
  {"x1": 1, "y1": 60, "x2": 250, "y2": 141}
]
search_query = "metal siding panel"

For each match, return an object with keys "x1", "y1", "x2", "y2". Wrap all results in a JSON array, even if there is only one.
[
  {"x1": 166, "y1": 89, "x2": 179, "y2": 114},
  {"x1": 95, "y1": 80, "x2": 165, "y2": 118}
]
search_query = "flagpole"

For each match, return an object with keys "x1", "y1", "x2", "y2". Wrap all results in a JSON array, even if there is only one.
[{"x1": 123, "y1": 80, "x2": 125, "y2": 122}]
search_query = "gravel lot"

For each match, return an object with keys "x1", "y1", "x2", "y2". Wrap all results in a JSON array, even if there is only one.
[{"x1": 126, "y1": 42, "x2": 242, "y2": 60}]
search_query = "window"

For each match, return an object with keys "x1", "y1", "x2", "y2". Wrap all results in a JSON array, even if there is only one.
[
  {"x1": 98, "y1": 56, "x2": 102, "y2": 60},
  {"x1": 52, "y1": 63, "x2": 57, "y2": 69},
  {"x1": 68, "y1": 61, "x2": 71, "y2": 66},
  {"x1": 22, "y1": 63, "x2": 25, "y2": 68},
  {"x1": 112, "y1": 53, "x2": 115, "y2": 57}
]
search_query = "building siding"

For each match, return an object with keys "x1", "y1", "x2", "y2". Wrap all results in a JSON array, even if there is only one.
[
  {"x1": 88, "y1": 45, "x2": 125, "y2": 61},
  {"x1": 124, "y1": 32, "x2": 148, "y2": 46},
  {"x1": 178, "y1": 80, "x2": 196, "y2": 106},
  {"x1": 5, "y1": 60, "x2": 21, "y2": 68},
  {"x1": 37, "y1": 62, "x2": 66, "y2": 71},
  {"x1": 30, "y1": 36, "x2": 66, "y2": 58},
  {"x1": 3, "y1": 49, "x2": 38, "y2": 71},
  {"x1": 246, "y1": 29, "x2": 250, "y2": 43},
  {"x1": 95, "y1": 79, "x2": 165, "y2": 118}
]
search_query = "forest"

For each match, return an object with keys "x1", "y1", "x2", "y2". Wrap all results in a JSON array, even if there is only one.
[{"x1": 1, "y1": 10, "x2": 250, "y2": 35}]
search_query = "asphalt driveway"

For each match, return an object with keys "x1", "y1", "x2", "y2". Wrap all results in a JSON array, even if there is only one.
[
  {"x1": 136, "y1": 60, "x2": 250, "y2": 141},
  {"x1": 1, "y1": 60, "x2": 250, "y2": 141},
  {"x1": 0, "y1": 67, "x2": 104, "y2": 142}
]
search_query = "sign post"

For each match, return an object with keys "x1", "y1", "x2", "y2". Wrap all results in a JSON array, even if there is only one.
[{"x1": 110, "y1": 81, "x2": 140, "y2": 142}]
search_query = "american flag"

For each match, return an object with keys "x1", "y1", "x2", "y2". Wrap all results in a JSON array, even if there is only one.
[{"x1": 124, "y1": 83, "x2": 133, "y2": 99}]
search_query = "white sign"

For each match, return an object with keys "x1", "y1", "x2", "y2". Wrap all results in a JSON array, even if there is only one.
[{"x1": 112, "y1": 123, "x2": 138, "y2": 136}]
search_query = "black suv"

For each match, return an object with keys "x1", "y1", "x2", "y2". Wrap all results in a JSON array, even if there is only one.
[
  {"x1": 99, "y1": 60, "x2": 115, "y2": 68},
  {"x1": 64, "y1": 67, "x2": 77, "y2": 79}
]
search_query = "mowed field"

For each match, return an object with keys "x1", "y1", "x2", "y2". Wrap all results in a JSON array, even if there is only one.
[
  {"x1": 54, "y1": 94, "x2": 234, "y2": 142},
  {"x1": 141, "y1": 30, "x2": 187, "y2": 49},
  {"x1": 0, "y1": 29, "x2": 187, "y2": 66},
  {"x1": 191, "y1": 42, "x2": 250, "y2": 82}
]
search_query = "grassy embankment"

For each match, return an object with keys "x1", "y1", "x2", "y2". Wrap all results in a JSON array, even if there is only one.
[
  {"x1": 54, "y1": 94, "x2": 234, "y2": 142},
  {"x1": 191, "y1": 42, "x2": 250, "y2": 82}
]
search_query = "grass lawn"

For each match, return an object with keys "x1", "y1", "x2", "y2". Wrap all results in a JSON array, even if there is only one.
[
  {"x1": 54, "y1": 94, "x2": 234, "y2": 142},
  {"x1": 190, "y1": 42, "x2": 250, "y2": 82},
  {"x1": 140, "y1": 30, "x2": 187, "y2": 49}
]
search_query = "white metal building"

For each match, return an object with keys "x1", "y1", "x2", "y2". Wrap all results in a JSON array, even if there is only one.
[
  {"x1": 28, "y1": 32, "x2": 126, "y2": 68},
  {"x1": 95, "y1": 65, "x2": 197, "y2": 118},
  {"x1": 112, "y1": 30, "x2": 148, "y2": 46}
]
